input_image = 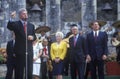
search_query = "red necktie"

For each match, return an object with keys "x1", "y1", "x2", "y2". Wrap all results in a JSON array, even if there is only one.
[
  {"x1": 24, "y1": 22, "x2": 27, "y2": 33},
  {"x1": 74, "y1": 36, "x2": 76, "y2": 46},
  {"x1": 43, "y1": 47, "x2": 47, "y2": 55}
]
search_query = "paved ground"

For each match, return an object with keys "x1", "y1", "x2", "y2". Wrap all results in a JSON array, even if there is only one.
[
  {"x1": 0, "y1": 64, "x2": 7, "y2": 78},
  {"x1": 0, "y1": 76, "x2": 120, "y2": 79},
  {"x1": 0, "y1": 64, "x2": 120, "y2": 79}
]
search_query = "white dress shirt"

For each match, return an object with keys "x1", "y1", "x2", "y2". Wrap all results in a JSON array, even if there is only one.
[{"x1": 93, "y1": 30, "x2": 99, "y2": 37}]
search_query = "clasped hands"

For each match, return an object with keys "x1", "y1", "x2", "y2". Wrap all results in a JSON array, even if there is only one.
[
  {"x1": 42, "y1": 54, "x2": 49, "y2": 59},
  {"x1": 54, "y1": 57, "x2": 61, "y2": 63}
]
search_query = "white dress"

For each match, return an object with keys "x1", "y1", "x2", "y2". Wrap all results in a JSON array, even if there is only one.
[{"x1": 33, "y1": 42, "x2": 43, "y2": 76}]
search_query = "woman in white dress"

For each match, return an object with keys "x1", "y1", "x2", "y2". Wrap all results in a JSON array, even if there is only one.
[{"x1": 33, "y1": 39, "x2": 43, "y2": 79}]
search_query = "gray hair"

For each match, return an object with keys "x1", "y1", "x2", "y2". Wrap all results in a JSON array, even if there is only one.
[
  {"x1": 55, "y1": 31, "x2": 64, "y2": 39},
  {"x1": 18, "y1": 8, "x2": 27, "y2": 16}
]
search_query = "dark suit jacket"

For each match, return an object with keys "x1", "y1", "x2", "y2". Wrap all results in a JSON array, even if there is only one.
[
  {"x1": 69, "y1": 34, "x2": 87, "y2": 63},
  {"x1": 87, "y1": 31, "x2": 108, "y2": 60},
  {"x1": 6, "y1": 40, "x2": 15, "y2": 61},
  {"x1": 7, "y1": 20, "x2": 36, "y2": 55}
]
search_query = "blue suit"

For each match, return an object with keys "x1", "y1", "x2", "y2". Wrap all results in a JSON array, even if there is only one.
[
  {"x1": 87, "y1": 31, "x2": 108, "y2": 79},
  {"x1": 69, "y1": 34, "x2": 87, "y2": 79}
]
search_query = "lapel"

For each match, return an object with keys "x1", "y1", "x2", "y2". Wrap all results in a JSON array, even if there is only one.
[
  {"x1": 89, "y1": 31, "x2": 96, "y2": 44},
  {"x1": 18, "y1": 21, "x2": 31, "y2": 38},
  {"x1": 27, "y1": 22, "x2": 30, "y2": 34},
  {"x1": 73, "y1": 34, "x2": 80, "y2": 47},
  {"x1": 18, "y1": 21, "x2": 26, "y2": 38},
  {"x1": 97, "y1": 31, "x2": 102, "y2": 40},
  {"x1": 90, "y1": 31, "x2": 95, "y2": 40},
  {"x1": 75, "y1": 34, "x2": 79, "y2": 46},
  {"x1": 91, "y1": 31, "x2": 102, "y2": 43},
  {"x1": 10, "y1": 40, "x2": 14, "y2": 47},
  {"x1": 71, "y1": 36, "x2": 74, "y2": 47}
]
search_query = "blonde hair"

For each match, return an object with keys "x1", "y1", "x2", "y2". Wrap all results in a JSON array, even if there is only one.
[{"x1": 55, "y1": 32, "x2": 64, "y2": 39}]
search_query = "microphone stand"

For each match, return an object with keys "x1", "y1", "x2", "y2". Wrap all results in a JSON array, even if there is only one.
[{"x1": 25, "y1": 21, "x2": 28, "y2": 79}]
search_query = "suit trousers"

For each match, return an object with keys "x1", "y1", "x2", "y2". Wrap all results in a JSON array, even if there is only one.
[
  {"x1": 15, "y1": 54, "x2": 33, "y2": 79},
  {"x1": 41, "y1": 62, "x2": 47, "y2": 79},
  {"x1": 5, "y1": 58, "x2": 15, "y2": 79},
  {"x1": 84, "y1": 63, "x2": 90, "y2": 79},
  {"x1": 90, "y1": 59, "x2": 104, "y2": 79},
  {"x1": 70, "y1": 61, "x2": 85, "y2": 79}
]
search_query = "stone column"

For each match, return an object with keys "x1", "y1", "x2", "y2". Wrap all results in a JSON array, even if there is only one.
[
  {"x1": 46, "y1": 0, "x2": 61, "y2": 33},
  {"x1": 81, "y1": 0, "x2": 87, "y2": 27},
  {"x1": 117, "y1": 0, "x2": 120, "y2": 20},
  {"x1": 46, "y1": 0, "x2": 51, "y2": 27},
  {"x1": 93, "y1": 0, "x2": 97, "y2": 20},
  {"x1": 2, "y1": 0, "x2": 10, "y2": 42},
  {"x1": 9, "y1": 0, "x2": 17, "y2": 11},
  {"x1": 81, "y1": 0, "x2": 97, "y2": 27},
  {"x1": 17, "y1": 0, "x2": 26, "y2": 9},
  {"x1": 16, "y1": 0, "x2": 26, "y2": 19},
  {"x1": 56, "y1": 0, "x2": 61, "y2": 31}
]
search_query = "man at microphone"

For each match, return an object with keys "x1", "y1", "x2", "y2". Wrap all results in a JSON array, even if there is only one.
[{"x1": 7, "y1": 8, "x2": 36, "y2": 79}]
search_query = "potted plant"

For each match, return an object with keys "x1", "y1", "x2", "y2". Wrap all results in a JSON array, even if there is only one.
[
  {"x1": 106, "y1": 53, "x2": 120, "y2": 75},
  {"x1": 0, "y1": 54, "x2": 5, "y2": 64}
]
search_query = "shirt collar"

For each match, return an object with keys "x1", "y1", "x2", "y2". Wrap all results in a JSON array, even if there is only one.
[
  {"x1": 93, "y1": 30, "x2": 99, "y2": 36},
  {"x1": 93, "y1": 30, "x2": 99, "y2": 32},
  {"x1": 20, "y1": 19, "x2": 27, "y2": 25},
  {"x1": 74, "y1": 34, "x2": 79, "y2": 39}
]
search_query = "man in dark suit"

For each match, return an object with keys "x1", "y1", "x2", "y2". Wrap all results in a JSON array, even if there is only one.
[
  {"x1": 86, "y1": 21, "x2": 108, "y2": 79},
  {"x1": 41, "y1": 38, "x2": 53, "y2": 79},
  {"x1": 5, "y1": 33, "x2": 15, "y2": 79},
  {"x1": 7, "y1": 8, "x2": 36, "y2": 79},
  {"x1": 69, "y1": 25, "x2": 87, "y2": 79}
]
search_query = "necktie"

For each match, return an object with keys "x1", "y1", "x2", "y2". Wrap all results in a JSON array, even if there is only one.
[
  {"x1": 94, "y1": 31, "x2": 97, "y2": 40},
  {"x1": 23, "y1": 22, "x2": 27, "y2": 33},
  {"x1": 43, "y1": 47, "x2": 47, "y2": 55},
  {"x1": 74, "y1": 36, "x2": 76, "y2": 46}
]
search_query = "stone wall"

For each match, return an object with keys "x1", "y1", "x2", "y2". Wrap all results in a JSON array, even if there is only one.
[{"x1": 0, "y1": 64, "x2": 7, "y2": 77}]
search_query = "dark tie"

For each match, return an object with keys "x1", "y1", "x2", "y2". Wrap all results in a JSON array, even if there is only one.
[
  {"x1": 23, "y1": 22, "x2": 27, "y2": 33},
  {"x1": 43, "y1": 47, "x2": 47, "y2": 55},
  {"x1": 94, "y1": 32, "x2": 97, "y2": 39},
  {"x1": 74, "y1": 36, "x2": 76, "y2": 46}
]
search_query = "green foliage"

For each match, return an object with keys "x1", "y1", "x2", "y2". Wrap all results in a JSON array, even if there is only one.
[
  {"x1": 106, "y1": 53, "x2": 117, "y2": 62},
  {"x1": 0, "y1": 54, "x2": 5, "y2": 62}
]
